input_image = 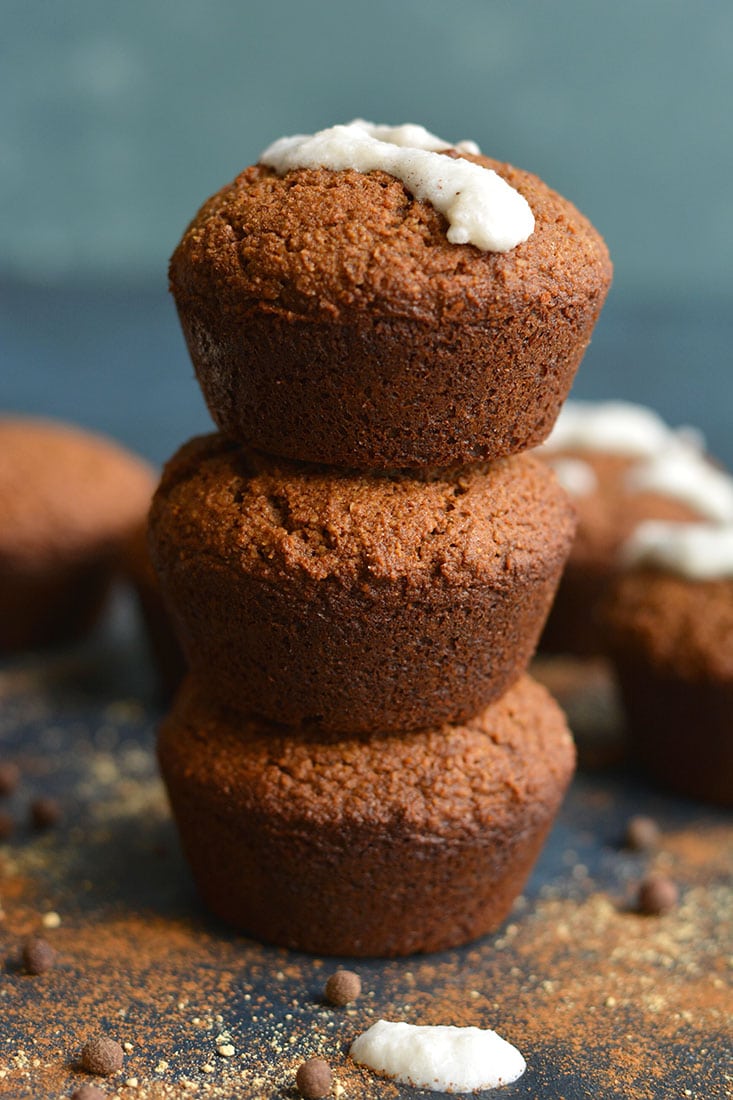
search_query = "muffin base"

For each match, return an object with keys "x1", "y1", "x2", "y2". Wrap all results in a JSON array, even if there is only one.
[
  {"x1": 0, "y1": 557, "x2": 117, "y2": 653},
  {"x1": 614, "y1": 660, "x2": 733, "y2": 808},
  {"x1": 157, "y1": 675, "x2": 575, "y2": 956},
  {"x1": 181, "y1": 310, "x2": 598, "y2": 468}
]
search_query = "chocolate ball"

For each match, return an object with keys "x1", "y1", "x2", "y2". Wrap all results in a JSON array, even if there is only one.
[
  {"x1": 625, "y1": 815, "x2": 660, "y2": 852},
  {"x1": 0, "y1": 762, "x2": 20, "y2": 796},
  {"x1": 0, "y1": 810, "x2": 14, "y2": 841},
  {"x1": 80, "y1": 1035, "x2": 124, "y2": 1076},
  {"x1": 296, "y1": 1057, "x2": 332, "y2": 1099},
  {"x1": 638, "y1": 874, "x2": 679, "y2": 915},
  {"x1": 71, "y1": 1086, "x2": 107, "y2": 1100},
  {"x1": 22, "y1": 936, "x2": 56, "y2": 975},
  {"x1": 324, "y1": 969, "x2": 362, "y2": 1006},
  {"x1": 30, "y1": 796, "x2": 62, "y2": 830}
]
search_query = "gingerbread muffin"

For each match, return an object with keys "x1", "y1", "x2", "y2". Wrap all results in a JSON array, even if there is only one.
[
  {"x1": 170, "y1": 121, "x2": 612, "y2": 468},
  {"x1": 148, "y1": 433, "x2": 575, "y2": 733},
  {"x1": 158, "y1": 674, "x2": 575, "y2": 956},
  {"x1": 605, "y1": 522, "x2": 733, "y2": 807},
  {"x1": 538, "y1": 403, "x2": 723, "y2": 655},
  {"x1": 126, "y1": 522, "x2": 187, "y2": 699},
  {"x1": 0, "y1": 417, "x2": 156, "y2": 653}
]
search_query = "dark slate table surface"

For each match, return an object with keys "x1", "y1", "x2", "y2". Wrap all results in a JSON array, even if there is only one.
[{"x1": 0, "y1": 603, "x2": 730, "y2": 1099}]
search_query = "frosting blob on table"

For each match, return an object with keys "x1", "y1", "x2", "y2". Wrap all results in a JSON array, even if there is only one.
[{"x1": 350, "y1": 1019, "x2": 527, "y2": 1092}]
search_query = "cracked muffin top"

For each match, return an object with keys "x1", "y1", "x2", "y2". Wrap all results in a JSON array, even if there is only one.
[
  {"x1": 149, "y1": 433, "x2": 576, "y2": 590},
  {"x1": 160, "y1": 673, "x2": 575, "y2": 837}
]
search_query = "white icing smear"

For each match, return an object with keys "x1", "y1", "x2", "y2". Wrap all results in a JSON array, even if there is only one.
[
  {"x1": 334, "y1": 121, "x2": 480, "y2": 155},
  {"x1": 547, "y1": 456, "x2": 599, "y2": 497},
  {"x1": 542, "y1": 401, "x2": 686, "y2": 457},
  {"x1": 350, "y1": 1019, "x2": 526, "y2": 1093},
  {"x1": 621, "y1": 521, "x2": 733, "y2": 580},
  {"x1": 626, "y1": 441, "x2": 733, "y2": 523},
  {"x1": 260, "y1": 120, "x2": 534, "y2": 253}
]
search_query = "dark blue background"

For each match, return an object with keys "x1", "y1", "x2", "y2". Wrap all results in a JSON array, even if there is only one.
[
  {"x1": 2, "y1": 2, "x2": 731, "y2": 467},
  {"x1": 2, "y1": 282, "x2": 730, "y2": 469}
]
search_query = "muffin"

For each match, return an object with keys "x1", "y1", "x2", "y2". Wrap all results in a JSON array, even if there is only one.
[
  {"x1": 538, "y1": 402, "x2": 722, "y2": 655},
  {"x1": 605, "y1": 521, "x2": 733, "y2": 807},
  {"x1": 148, "y1": 434, "x2": 575, "y2": 733},
  {"x1": 0, "y1": 416, "x2": 156, "y2": 653},
  {"x1": 169, "y1": 121, "x2": 612, "y2": 468},
  {"x1": 157, "y1": 674, "x2": 576, "y2": 956},
  {"x1": 126, "y1": 522, "x2": 187, "y2": 699}
]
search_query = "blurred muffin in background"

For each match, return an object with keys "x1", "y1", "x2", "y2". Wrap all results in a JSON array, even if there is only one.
[
  {"x1": 537, "y1": 401, "x2": 733, "y2": 656},
  {"x1": 605, "y1": 521, "x2": 733, "y2": 806},
  {"x1": 0, "y1": 416, "x2": 155, "y2": 653}
]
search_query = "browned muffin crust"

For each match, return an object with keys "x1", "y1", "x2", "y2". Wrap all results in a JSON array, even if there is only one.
[
  {"x1": 157, "y1": 674, "x2": 576, "y2": 956},
  {"x1": 0, "y1": 417, "x2": 155, "y2": 652},
  {"x1": 148, "y1": 434, "x2": 575, "y2": 732},
  {"x1": 605, "y1": 569, "x2": 733, "y2": 807},
  {"x1": 539, "y1": 452, "x2": 702, "y2": 655},
  {"x1": 170, "y1": 153, "x2": 612, "y2": 467}
]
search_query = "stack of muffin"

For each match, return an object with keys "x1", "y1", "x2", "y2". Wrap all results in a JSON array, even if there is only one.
[{"x1": 150, "y1": 123, "x2": 612, "y2": 956}]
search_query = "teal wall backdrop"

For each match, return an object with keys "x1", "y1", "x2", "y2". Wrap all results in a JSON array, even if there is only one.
[
  {"x1": 3, "y1": 1, "x2": 732, "y2": 300},
  {"x1": 1, "y1": 1, "x2": 731, "y2": 467}
]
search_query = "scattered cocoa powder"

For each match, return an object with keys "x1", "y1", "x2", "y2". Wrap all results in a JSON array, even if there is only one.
[{"x1": 0, "y1": 651, "x2": 729, "y2": 1100}]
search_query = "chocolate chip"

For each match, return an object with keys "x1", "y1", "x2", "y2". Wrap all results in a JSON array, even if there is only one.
[
  {"x1": 71, "y1": 1086, "x2": 107, "y2": 1100},
  {"x1": 624, "y1": 815, "x2": 660, "y2": 852},
  {"x1": 22, "y1": 936, "x2": 56, "y2": 975},
  {"x1": 638, "y1": 874, "x2": 679, "y2": 915},
  {"x1": 0, "y1": 809, "x2": 14, "y2": 841},
  {"x1": 324, "y1": 968, "x2": 362, "y2": 1006},
  {"x1": 30, "y1": 796, "x2": 62, "y2": 830},
  {"x1": 0, "y1": 762, "x2": 20, "y2": 797},
  {"x1": 296, "y1": 1057, "x2": 332, "y2": 1098},
  {"x1": 80, "y1": 1035, "x2": 124, "y2": 1076}
]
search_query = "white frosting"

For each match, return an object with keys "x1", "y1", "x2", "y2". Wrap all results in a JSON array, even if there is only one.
[
  {"x1": 260, "y1": 120, "x2": 534, "y2": 253},
  {"x1": 547, "y1": 456, "x2": 598, "y2": 497},
  {"x1": 626, "y1": 441, "x2": 733, "y2": 523},
  {"x1": 350, "y1": 1020, "x2": 526, "y2": 1093},
  {"x1": 542, "y1": 401, "x2": 683, "y2": 457},
  {"x1": 543, "y1": 400, "x2": 733, "y2": 524},
  {"x1": 621, "y1": 520, "x2": 733, "y2": 579}
]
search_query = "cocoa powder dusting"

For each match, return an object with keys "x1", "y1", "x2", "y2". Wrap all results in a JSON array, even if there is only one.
[{"x1": 0, "y1": 634, "x2": 731, "y2": 1099}]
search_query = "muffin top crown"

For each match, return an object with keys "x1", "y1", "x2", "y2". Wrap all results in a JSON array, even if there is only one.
[{"x1": 170, "y1": 121, "x2": 611, "y2": 326}]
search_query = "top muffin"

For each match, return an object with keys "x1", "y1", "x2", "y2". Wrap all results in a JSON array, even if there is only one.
[{"x1": 170, "y1": 121, "x2": 612, "y2": 468}]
